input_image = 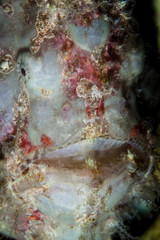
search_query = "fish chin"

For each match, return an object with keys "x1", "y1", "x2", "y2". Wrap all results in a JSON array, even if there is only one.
[
  {"x1": 12, "y1": 138, "x2": 136, "y2": 239},
  {"x1": 10, "y1": 137, "x2": 148, "y2": 239}
]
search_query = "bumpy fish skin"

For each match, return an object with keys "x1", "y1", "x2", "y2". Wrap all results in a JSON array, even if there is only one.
[{"x1": 0, "y1": 1, "x2": 159, "y2": 239}]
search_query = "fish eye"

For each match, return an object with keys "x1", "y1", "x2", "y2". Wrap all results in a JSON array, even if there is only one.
[
  {"x1": 21, "y1": 67, "x2": 26, "y2": 76},
  {"x1": 17, "y1": 60, "x2": 28, "y2": 79}
]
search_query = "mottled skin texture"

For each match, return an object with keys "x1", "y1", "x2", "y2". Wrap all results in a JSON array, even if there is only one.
[{"x1": 0, "y1": 0, "x2": 160, "y2": 240}]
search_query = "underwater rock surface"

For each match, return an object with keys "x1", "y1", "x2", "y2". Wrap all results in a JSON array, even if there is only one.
[{"x1": 0, "y1": 0, "x2": 160, "y2": 239}]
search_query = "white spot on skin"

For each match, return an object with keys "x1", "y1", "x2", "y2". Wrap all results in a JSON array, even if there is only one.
[
  {"x1": 85, "y1": 158, "x2": 97, "y2": 170},
  {"x1": 0, "y1": 54, "x2": 15, "y2": 74}
]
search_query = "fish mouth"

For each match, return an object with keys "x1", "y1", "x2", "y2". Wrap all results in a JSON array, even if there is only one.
[{"x1": 35, "y1": 137, "x2": 147, "y2": 173}]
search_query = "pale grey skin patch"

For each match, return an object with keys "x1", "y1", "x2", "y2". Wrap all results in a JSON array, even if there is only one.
[{"x1": 69, "y1": 18, "x2": 109, "y2": 51}]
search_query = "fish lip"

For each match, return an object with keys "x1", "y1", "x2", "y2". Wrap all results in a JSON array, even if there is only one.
[
  {"x1": 34, "y1": 137, "x2": 146, "y2": 170},
  {"x1": 39, "y1": 137, "x2": 125, "y2": 159}
]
